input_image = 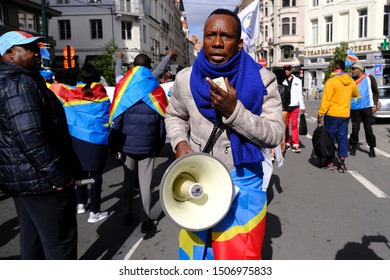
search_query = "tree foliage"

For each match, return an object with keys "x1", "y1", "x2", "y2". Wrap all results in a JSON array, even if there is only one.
[
  {"x1": 323, "y1": 42, "x2": 350, "y2": 84},
  {"x1": 89, "y1": 39, "x2": 119, "y2": 86}
]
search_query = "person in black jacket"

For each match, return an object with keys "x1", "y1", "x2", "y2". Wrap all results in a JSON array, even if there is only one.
[
  {"x1": 109, "y1": 54, "x2": 167, "y2": 233},
  {"x1": 0, "y1": 31, "x2": 79, "y2": 259},
  {"x1": 273, "y1": 68, "x2": 290, "y2": 155}
]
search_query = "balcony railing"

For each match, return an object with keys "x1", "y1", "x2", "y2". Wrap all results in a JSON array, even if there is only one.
[{"x1": 160, "y1": 19, "x2": 169, "y2": 32}]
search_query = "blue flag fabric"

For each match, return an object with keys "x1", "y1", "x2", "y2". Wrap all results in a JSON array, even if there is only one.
[
  {"x1": 63, "y1": 83, "x2": 111, "y2": 145},
  {"x1": 178, "y1": 163, "x2": 266, "y2": 260},
  {"x1": 345, "y1": 48, "x2": 358, "y2": 67},
  {"x1": 109, "y1": 66, "x2": 168, "y2": 123},
  {"x1": 38, "y1": 42, "x2": 51, "y2": 60}
]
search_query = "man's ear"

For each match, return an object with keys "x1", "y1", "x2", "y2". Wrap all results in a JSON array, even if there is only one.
[{"x1": 238, "y1": 39, "x2": 243, "y2": 51}]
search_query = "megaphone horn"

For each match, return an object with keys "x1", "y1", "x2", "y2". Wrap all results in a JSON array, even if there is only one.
[
  {"x1": 172, "y1": 173, "x2": 204, "y2": 201},
  {"x1": 160, "y1": 152, "x2": 234, "y2": 231}
]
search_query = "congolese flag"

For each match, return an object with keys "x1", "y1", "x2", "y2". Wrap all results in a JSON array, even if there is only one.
[
  {"x1": 60, "y1": 82, "x2": 111, "y2": 145},
  {"x1": 109, "y1": 66, "x2": 168, "y2": 123},
  {"x1": 345, "y1": 48, "x2": 358, "y2": 67},
  {"x1": 179, "y1": 163, "x2": 267, "y2": 260},
  {"x1": 50, "y1": 83, "x2": 74, "y2": 104},
  {"x1": 351, "y1": 75, "x2": 371, "y2": 110},
  {"x1": 38, "y1": 42, "x2": 51, "y2": 60}
]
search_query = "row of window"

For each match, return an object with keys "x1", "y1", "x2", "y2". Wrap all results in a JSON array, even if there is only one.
[
  {"x1": 260, "y1": 0, "x2": 333, "y2": 15},
  {"x1": 313, "y1": 0, "x2": 334, "y2": 6},
  {"x1": 57, "y1": 0, "x2": 101, "y2": 4},
  {"x1": 59, "y1": 19, "x2": 133, "y2": 40},
  {"x1": 310, "y1": 9, "x2": 367, "y2": 44}
]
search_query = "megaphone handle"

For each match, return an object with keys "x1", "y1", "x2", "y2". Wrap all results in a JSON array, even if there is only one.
[{"x1": 203, "y1": 229, "x2": 213, "y2": 259}]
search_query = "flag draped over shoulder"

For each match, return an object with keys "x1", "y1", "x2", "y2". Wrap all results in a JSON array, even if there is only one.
[
  {"x1": 109, "y1": 66, "x2": 168, "y2": 123},
  {"x1": 179, "y1": 164, "x2": 267, "y2": 260},
  {"x1": 50, "y1": 83, "x2": 73, "y2": 104},
  {"x1": 238, "y1": 0, "x2": 260, "y2": 53},
  {"x1": 60, "y1": 82, "x2": 111, "y2": 145},
  {"x1": 351, "y1": 75, "x2": 372, "y2": 110},
  {"x1": 345, "y1": 48, "x2": 358, "y2": 67}
]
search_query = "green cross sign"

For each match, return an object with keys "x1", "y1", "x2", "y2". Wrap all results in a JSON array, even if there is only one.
[{"x1": 381, "y1": 38, "x2": 389, "y2": 50}]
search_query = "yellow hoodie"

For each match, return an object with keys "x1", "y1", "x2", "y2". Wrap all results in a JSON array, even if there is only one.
[{"x1": 318, "y1": 72, "x2": 359, "y2": 118}]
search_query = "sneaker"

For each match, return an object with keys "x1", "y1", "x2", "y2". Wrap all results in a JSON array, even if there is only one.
[
  {"x1": 77, "y1": 204, "x2": 86, "y2": 214},
  {"x1": 338, "y1": 162, "x2": 347, "y2": 173},
  {"x1": 285, "y1": 143, "x2": 291, "y2": 152},
  {"x1": 322, "y1": 162, "x2": 334, "y2": 170},
  {"x1": 141, "y1": 219, "x2": 158, "y2": 233},
  {"x1": 88, "y1": 211, "x2": 109, "y2": 223},
  {"x1": 369, "y1": 147, "x2": 376, "y2": 158},
  {"x1": 292, "y1": 146, "x2": 301, "y2": 153}
]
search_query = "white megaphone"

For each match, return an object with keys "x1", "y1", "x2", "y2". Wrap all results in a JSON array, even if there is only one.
[{"x1": 160, "y1": 152, "x2": 234, "y2": 231}]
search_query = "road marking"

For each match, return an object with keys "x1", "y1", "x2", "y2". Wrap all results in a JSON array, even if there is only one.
[
  {"x1": 364, "y1": 145, "x2": 390, "y2": 158},
  {"x1": 347, "y1": 170, "x2": 389, "y2": 198},
  {"x1": 124, "y1": 236, "x2": 144, "y2": 260},
  {"x1": 114, "y1": 196, "x2": 163, "y2": 260}
]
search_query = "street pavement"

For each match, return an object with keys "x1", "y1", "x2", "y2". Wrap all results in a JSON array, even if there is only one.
[{"x1": 1, "y1": 99, "x2": 389, "y2": 260}]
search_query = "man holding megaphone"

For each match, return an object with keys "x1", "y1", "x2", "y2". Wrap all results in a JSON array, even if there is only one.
[{"x1": 164, "y1": 9, "x2": 283, "y2": 260}]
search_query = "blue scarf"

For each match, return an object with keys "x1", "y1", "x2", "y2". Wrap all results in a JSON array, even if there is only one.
[{"x1": 190, "y1": 48, "x2": 267, "y2": 167}]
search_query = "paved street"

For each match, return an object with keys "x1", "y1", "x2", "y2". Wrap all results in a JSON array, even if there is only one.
[{"x1": 1, "y1": 99, "x2": 389, "y2": 260}]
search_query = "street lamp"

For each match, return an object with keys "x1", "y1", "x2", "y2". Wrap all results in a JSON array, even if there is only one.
[{"x1": 40, "y1": 0, "x2": 49, "y2": 66}]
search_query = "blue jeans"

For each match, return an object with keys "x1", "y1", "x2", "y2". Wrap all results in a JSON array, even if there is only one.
[{"x1": 324, "y1": 115, "x2": 349, "y2": 158}]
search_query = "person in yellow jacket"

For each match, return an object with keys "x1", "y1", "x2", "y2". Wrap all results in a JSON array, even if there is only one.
[{"x1": 317, "y1": 60, "x2": 359, "y2": 172}]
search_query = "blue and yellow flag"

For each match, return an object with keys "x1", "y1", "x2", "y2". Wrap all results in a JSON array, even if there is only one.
[
  {"x1": 179, "y1": 163, "x2": 267, "y2": 260},
  {"x1": 109, "y1": 66, "x2": 168, "y2": 123},
  {"x1": 60, "y1": 82, "x2": 111, "y2": 145}
]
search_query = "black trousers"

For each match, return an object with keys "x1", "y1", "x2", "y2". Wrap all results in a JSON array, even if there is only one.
[
  {"x1": 13, "y1": 187, "x2": 78, "y2": 260},
  {"x1": 349, "y1": 108, "x2": 376, "y2": 148}
]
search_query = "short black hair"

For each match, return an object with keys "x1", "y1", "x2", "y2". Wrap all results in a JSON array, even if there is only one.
[
  {"x1": 207, "y1": 9, "x2": 242, "y2": 39},
  {"x1": 333, "y1": 59, "x2": 345, "y2": 71},
  {"x1": 134, "y1": 54, "x2": 151, "y2": 69},
  {"x1": 77, "y1": 64, "x2": 101, "y2": 84}
]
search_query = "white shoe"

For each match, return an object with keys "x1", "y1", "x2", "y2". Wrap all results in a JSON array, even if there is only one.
[
  {"x1": 292, "y1": 146, "x2": 301, "y2": 153},
  {"x1": 77, "y1": 204, "x2": 86, "y2": 214},
  {"x1": 88, "y1": 211, "x2": 109, "y2": 223}
]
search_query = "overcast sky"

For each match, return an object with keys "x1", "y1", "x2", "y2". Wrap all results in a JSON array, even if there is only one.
[{"x1": 183, "y1": 0, "x2": 241, "y2": 39}]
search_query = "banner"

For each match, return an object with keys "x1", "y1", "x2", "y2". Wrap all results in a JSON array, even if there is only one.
[{"x1": 238, "y1": 0, "x2": 260, "y2": 53}]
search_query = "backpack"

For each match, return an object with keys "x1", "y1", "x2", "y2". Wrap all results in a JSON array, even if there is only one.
[
  {"x1": 312, "y1": 125, "x2": 336, "y2": 161},
  {"x1": 277, "y1": 84, "x2": 290, "y2": 111}
]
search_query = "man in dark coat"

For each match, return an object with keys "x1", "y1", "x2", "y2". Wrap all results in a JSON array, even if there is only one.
[
  {"x1": 109, "y1": 54, "x2": 167, "y2": 233},
  {"x1": 0, "y1": 31, "x2": 79, "y2": 259}
]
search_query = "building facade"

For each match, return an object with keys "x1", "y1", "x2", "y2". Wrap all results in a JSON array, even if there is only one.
[
  {"x1": 303, "y1": 0, "x2": 390, "y2": 90},
  {"x1": 0, "y1": 0, "x2": 61, "y2": 57},
  {"x1": 238, "y1": 0, "x2": 305, "y2": 72},
  {"x1": 240, "y1": 0, "x2": 390, "y2": 92},
  {"x1": 48, "y1": 0, "x2": 189, "y2": 72}
]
